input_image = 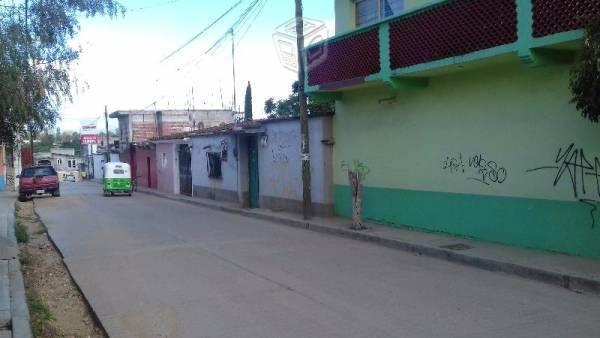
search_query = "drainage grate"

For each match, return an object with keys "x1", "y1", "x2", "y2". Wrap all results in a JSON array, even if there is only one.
[{"x1": 440, "y1": 243, "x2": 473, "y2": 251}]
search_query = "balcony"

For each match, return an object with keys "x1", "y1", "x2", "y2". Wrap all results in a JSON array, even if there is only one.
[{"x1": 305, "y1": 0, "x2": 599, "y2": 95}]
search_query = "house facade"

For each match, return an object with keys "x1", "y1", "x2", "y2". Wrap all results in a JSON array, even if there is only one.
[
  {"x1": 306, "y1": 0, "x2": 600, "y2": 258},
  {"x1": 111, "y1": 109, "x2": 236, "y2": 152},
  {"x1": 131, "y1": 144, "x2": 158, "y2": 189},
  {"x1": 111, "y1": 109, "x2": 235, "y2": 189},
  {"x1": 152, "y1": 116, "x2": 335, "y2": 215}
]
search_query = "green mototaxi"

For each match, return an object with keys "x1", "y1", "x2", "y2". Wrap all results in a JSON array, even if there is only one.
[{"x1": 103, "y1": 162, "x2": 133, "y2": 196}]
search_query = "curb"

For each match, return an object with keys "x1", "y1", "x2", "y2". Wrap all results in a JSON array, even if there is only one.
[
  {"x1": 138, "y1": 188, "x2": 600, "y2": 296},
  {"x1": 7, "y1": 201, "x2": 33, "y2": 338},
  {"x1": 33, "y1": 200, "x2": 110, "y2": 338}
]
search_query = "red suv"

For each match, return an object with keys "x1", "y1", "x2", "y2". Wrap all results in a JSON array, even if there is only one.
[{"x1": 18, "y1": 166, "x2": 60, "y2": 202}]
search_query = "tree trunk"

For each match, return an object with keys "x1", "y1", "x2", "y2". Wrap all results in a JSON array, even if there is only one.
[{"x1": 349, "y1": 171, "x2": 365, "y2": 230}]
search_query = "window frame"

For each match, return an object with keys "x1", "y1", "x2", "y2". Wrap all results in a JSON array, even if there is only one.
[
  {"x1": 355, "y1": 0, "x2": 404, "y2": 27},
  {"x1": 207, "y1": 152, "x2": 223, "y2": 180}
]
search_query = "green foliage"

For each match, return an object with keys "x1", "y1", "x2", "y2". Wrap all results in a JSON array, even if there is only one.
[
  {"x1": 341, "y1": 160, "x2": 371, "y2": 177},
  {"x1": 19, "y1": 252, "x2": 31, "y2": 266},
  {"x1": 15, "y1": 221, "x2": 29, "y2": 243},
  {"x1": 264, "y1": 81, "x2": 335, "y2": 119},
  {"x1": 29, "y1": 297, "x2": 55, "y2": 336},
  {"x1": 0, "y1": 0, "x2": 125, "y2": 145},
  {"x1": 244, "y1": 81, "x2": 253, "y2": 121},
  {"x1": 36, "y1": 130, "x2": 81, "y2": 154},
  {"x1": 570, "y1": 16, "x2": 600, "y2": 123}
]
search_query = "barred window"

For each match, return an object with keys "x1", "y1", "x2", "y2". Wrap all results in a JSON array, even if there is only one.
[
  {"x1": 207, "y1": 152, "x2": 222, "y2": 179},
  {"x1": 356, "y1": 0, "x2": 404, "y2": 27}
]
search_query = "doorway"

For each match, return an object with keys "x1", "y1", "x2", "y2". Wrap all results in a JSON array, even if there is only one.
[
  {"x1": 147, "y1": 157, "x2": 152, "y2": 187},
  {"x1": 178, "y1": 144, "x2": 192, "y2": 196},
  {"x1": 247, "y1": 137, "x2": 259, "y2": 208}
]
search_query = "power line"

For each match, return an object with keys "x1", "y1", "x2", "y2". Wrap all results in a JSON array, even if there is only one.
[
  {"x1": 143, "y1": 0, "x2": 267, "y2": 111},
  {"x1": 128, "y1": 0, "x2": 182, "y2": 12},
  {"x1": 205, "y1": 0, "x2": 263, "y2": 55},
  {"x1": 160, "y1": 0, "x2": 242, "y2": 63}
]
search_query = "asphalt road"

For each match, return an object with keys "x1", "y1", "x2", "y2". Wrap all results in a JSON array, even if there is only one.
[{"x1": 34, "y1": 182, "x2": 600, "y2": 338}]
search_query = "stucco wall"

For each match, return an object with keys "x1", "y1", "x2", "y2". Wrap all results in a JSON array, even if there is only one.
[
  {"x1": 92, "y1": 154, "x2": 105, "y2": 179},
  {"x1": 156, "y1": 143, "x2": 177, "y2": 195},
  {"x1": 334, "y1": 62, "x2": 600, "y2": 258},
  {"x1": 258, "y1": 117, "x2": 334, "y2": 215},
  {"x1": 191, "y1": 135, "x2": 239, "y2": 203},
  {"x1": 135, "y1": 147, "x2": 158, "y2": 189}
]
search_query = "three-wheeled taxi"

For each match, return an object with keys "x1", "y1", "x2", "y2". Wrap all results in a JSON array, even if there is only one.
[{"x1": 103, "y1": 162, "x2": 133, "y2": 196}]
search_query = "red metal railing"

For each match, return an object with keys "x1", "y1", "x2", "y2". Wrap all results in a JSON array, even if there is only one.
[
  {"x1": 389, "y1": 0, "x2": 517, "y2": 69},
  {"x1": 532, "y1": 0, "x2": 600, "y2": 38},
  {"x1": 307, "y1": 28, "x2": 380, "y2": 87}
]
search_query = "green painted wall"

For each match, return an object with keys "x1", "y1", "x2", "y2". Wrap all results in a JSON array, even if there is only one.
[{"x1": 334, "y1": 62, "x2": 600, "y2": 258}]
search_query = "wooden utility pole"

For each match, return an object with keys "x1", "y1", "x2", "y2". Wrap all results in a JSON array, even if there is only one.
[
  {"x1": 230, "y1": 28, "x2": 237, "y2": 113},
  {"x1": 295, "y1": 0, "x2": 312, "y2": 219},
  {"x1": 104, "y1": 105, "x2": 110, "y2": 162}
]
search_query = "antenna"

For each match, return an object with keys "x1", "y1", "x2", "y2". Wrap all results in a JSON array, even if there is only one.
[{"x1": 220, "y1": 85, "x2": 224, "y2": 109}]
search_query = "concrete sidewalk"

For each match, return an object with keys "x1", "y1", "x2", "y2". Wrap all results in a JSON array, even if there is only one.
[
  {"x1": 136, "y1": 186, "x2": 600, "y2": 296},
  {"x1": 0, "y1": 192, "x2": 32, "y2": 338}
]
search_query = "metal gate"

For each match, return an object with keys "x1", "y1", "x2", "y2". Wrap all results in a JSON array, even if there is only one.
[{"x1": 179, "y1": 144, "x2": 193, "y2": 196}]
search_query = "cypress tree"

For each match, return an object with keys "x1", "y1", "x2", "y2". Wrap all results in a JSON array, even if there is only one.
[{"x1": 244, "y1": 81, "x2": 253, "y2": 121}]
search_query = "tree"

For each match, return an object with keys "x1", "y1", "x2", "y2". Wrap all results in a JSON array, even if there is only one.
[
  {"x1": 342, "y1": 160, "x2": 371, "y2": 230},
  {"x1": 0, "y1": 1, "x2": 124, "y2": 146},
  {"x1": 263, "y1": 81, "x2": 335, "y2": 119},
  {"x1": 570, "y1": 17, "x2": 600, "y2": 122},
  {"x1": 244, "y1": 81, "x2": 253, "y2": 121}
]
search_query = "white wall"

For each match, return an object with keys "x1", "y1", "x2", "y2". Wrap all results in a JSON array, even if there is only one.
[
  {"x1": 191, "y1": 135, "x2": 239, "y2": 193},
  {"x1": 258, "y1": 116, "x2": 334, "y2": 206}
]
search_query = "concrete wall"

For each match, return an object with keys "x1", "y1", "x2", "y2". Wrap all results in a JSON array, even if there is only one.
[
  {"x1": 92, "y1": 154, "x2": 105, "y2": 179},
  {"x1": 156, "y1": 143, "x2": 177, "y2": 195},
  {"x1": 333, "y1": 62, "x2": 600, "y2": 258},
  {"x1": 191, "y1": 135, "x2": 239, "y2": 203},
  {"x1": 134, "y1": 147, "x2": 158, "y2": 189},
  {"x1": 258, "y1": 117, "x2": 334, "y2": 215}
]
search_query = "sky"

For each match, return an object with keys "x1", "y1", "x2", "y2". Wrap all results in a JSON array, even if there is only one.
[{"x1": 59, "y1": 0, "x2": 334, "y2": 132}]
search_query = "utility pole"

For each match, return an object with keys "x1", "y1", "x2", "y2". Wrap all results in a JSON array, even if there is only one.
[
  {"x1": 230, "y1": 28, "x2": 237, "y2": 113},
  {"x1": 104, "y1": 105, "x2": 110, "y2": 162},
  {"x1": 295, "y1": 0, "x2": 312, "y2": 220}
]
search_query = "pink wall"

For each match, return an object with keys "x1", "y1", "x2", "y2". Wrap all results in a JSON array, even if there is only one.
[
  {"x1": 135, "y1": 147, "x2": 158, "y2": 189},
  {"x1": 156, "y1": 143, "x2": 176, "y2": 194}
]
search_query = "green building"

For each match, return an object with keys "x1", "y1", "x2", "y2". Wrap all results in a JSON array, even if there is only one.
[{"x1": 306, "y1": 0, "x2": 600, "y2": 258}]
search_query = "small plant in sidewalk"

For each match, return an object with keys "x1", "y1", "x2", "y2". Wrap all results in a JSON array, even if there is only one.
[
  {"x1": 15, "y1": 220, "x2": 29, "y2": 243},
  {"x1": 342, "y1": 160, "x2": 371, "y2": 231},
  {"x1": 29, "y1": 298, "x2": 56, "y2": 336}
]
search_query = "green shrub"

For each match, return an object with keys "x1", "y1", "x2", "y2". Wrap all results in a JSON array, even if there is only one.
[{"x1": 15, "y1": 221, "x2": 29, "y2": 243}]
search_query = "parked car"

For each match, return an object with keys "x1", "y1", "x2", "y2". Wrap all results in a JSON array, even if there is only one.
[{"x1": 18, "y1": 166, "x2": 60, "y2": 202}]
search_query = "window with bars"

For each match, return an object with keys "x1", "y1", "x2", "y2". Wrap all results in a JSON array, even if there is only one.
[
  {"x1": 207, "y1": 152, "x2": 222, "y2": 179},
  {"x1": 356, "y1": 0, "x2": 404, "y2": 27}
]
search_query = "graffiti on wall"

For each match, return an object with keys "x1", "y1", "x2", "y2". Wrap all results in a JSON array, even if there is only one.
[
  {"x1": 268, "y1": 130, "x2": 298, "y2": 165},
  {"x1": 442, "y1": 153, "x2": 508, "y2": 186},
  {"x1": 527, "y1": 143, "x2": 600, "y2": 228}
]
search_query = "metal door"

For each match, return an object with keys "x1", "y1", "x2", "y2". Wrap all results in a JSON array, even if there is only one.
[
  {"x1": 179, "y1": 145, "x2": 193, "y2": 196},
  {"x1": 248, "y1": 137, "x2": 259, "y2": 208},
  {"x1": 147, "y1": 157, "x2": 152, "y2": 187}
]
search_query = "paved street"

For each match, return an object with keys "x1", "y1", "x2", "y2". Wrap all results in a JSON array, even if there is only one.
[{"x1": 35, "y1": 182, "x2": 600, "y2": 338}]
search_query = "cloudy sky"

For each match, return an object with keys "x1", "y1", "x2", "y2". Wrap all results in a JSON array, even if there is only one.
[{"x1": 59, "y1": 0, "x2": 334, "y2": 131}]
